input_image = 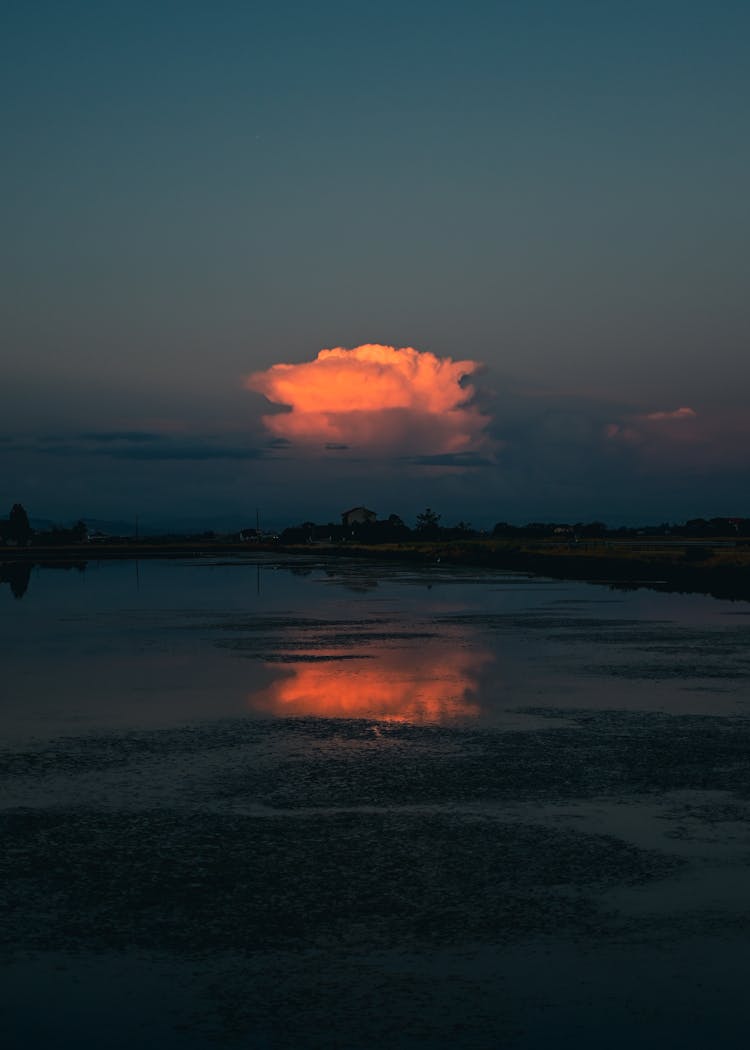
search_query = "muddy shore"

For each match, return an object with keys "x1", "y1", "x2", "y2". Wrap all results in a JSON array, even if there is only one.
[{"x1": 3, "y1": 711, "x2": 750, "y2": 1047}]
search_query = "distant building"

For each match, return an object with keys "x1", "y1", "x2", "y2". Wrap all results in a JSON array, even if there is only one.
[
  {"x1": 86, "y1": 530, "x2": 110, "y2": 543},
  {"x1": 341, "y1": 506, "x2": 377, "y2": 527}
]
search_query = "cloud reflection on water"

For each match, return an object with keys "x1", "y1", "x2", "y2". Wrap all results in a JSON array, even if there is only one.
[{"x1": 249, "y1": 644, "x2": 492, "y2": 723}]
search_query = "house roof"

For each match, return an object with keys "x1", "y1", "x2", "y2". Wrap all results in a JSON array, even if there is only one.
[{"x1": 341, "y1": 506, "x2": 376, "y2": 517}]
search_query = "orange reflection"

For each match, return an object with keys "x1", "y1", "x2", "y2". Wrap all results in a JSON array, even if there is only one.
[
  {"x1": 246, "y1": 344, "x2": 489, "y2": 455},
  {"x1": 249, "y1": 645, "x2": 491, "y2": 723}
]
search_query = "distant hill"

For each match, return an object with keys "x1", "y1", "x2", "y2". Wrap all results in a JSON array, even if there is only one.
[
  {"x1": 30, "y1": 517, "x2": 137, "y2": 537},
  {"x1": 27, "y1": 514, "x2": 286, "y2": 537}
]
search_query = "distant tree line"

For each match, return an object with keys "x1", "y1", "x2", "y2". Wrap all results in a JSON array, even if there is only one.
[
  {"x1": 0, "y1": 504, "x2": 87, "y2": 547},
  {"x1": 492, "y1": 517, "x2": 750, "y2": 540},
  {"x1": 278, "y1": 509, "x2": 484, "y2": 545},
  {"x1": 2, "y1": 501, "x2": 749, "y2": 549},
  {"x1": 280, "y1": 513, "x2": 750, "y2": 545}
]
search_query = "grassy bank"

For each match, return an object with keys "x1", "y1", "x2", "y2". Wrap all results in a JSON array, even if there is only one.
[{"x1": 334, "y1": 538, "x2": 750, "y2": 603}]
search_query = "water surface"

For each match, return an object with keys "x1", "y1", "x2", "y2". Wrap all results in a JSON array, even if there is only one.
[
  {"x1": 3, "y1": 554, "x2": 749, "y2": 741},
  {"x1": 2, "y1": 556, "x2": 750, "y2": 1048}
]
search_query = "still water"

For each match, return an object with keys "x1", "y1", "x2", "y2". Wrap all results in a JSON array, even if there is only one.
[
  {"x1": 3, "y1": 555, "x2": 750, "y2": 1049},
  {"x1": 2, "y1": 554, "x2": 749, "y2": 741}
]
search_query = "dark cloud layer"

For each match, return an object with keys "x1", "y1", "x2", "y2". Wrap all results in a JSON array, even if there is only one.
[
  {"x1": 7, "y1": 433, "x2": 264, "y2": 463},
  {"x1": 96, "y1": 444, "x2": 263, "y2": 462},
  {"x1": 2, "y1": 373, "x2": 749, "y2": 529},
  {"x1": 79, "y1": 431, "x2": 167, "y2": 443}
]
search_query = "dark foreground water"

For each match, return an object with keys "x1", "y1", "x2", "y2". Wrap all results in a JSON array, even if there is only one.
[{"x1": 2, "y1": 555, "x2": 750, "y2": 1047}]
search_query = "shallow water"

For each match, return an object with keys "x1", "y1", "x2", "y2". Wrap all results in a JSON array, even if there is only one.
[
  {"x1": 2, "y1": 556, "x2": 750, "y2": 1047},
  {"x1": 3, "y1": 554, "x2": 750, "y2": 742}
]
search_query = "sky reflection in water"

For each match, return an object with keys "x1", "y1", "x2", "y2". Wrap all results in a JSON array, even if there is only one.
[{"x1": 3, "y1": 555, "x2": 750, "y2": 743}]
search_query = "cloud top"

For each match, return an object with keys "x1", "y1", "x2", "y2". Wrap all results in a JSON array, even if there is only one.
[{"x1": 246, "y1": 344, "x2": 489, "y2": 456}]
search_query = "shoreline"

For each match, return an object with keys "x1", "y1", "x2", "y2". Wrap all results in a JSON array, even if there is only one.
[{"x1": 3, "y1": 538, "x2": 750, "y2": 603}]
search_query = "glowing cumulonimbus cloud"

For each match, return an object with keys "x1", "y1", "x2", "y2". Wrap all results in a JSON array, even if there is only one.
[{"x1": 246, "y1": 344, "x2": 489, "y2": 455}]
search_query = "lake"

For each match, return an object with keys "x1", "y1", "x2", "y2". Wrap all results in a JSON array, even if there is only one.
[{"x1": 2, "y1": 555, "x2": 750, "y2": 1047}]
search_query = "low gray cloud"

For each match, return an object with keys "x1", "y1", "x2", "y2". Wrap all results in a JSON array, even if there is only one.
[
  {"x1": 18, "y1": 432, "x2": 264, "y2": 463},
  {"x1": 405, "y1": 452, "x2": 495, "y2": 468},
  {"x1": 98, "y1": 444, "x2": 263, "y2": 462},
  {"x1": 79, "y1": 431, "x2": 167, "y2": 443}
]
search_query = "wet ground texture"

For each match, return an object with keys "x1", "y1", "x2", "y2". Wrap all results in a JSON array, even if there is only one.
[{"x1": 3, "y1": 710, "x2": 750, "y2": 1048}]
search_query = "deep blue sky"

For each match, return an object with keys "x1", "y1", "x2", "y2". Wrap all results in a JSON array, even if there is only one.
[{"x1": 3, "y1": 1, "x2": 749, "y2": 529}]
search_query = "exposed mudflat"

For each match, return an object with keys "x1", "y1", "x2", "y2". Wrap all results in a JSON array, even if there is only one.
[{"x1": 3, "y1": 711, "x2": 750, "y2": 1048}]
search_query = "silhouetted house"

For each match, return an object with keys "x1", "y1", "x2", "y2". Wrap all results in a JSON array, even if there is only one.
[{"x1": 341, "y1": 506, "x2": 377, "y2": 527}]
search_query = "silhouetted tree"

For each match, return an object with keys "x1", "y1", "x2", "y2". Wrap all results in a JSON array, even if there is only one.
[
  {"x1": 415, "y1": 508, "x2": 441, "y2": 538},
  {"x1": 438, "y1": 521, "x2": 475, "y2": 540},
  {"x1": 575, "y1": 521, "x2": 607, "y2": 538},
  {"x1": 379, "y1": 513, "x2": 410, "y2": 541},
  {"x1": 8, "y1": 504, "x2": 32, "y2": 544}
]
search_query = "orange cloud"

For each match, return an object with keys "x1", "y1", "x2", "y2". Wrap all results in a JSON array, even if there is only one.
[
  {"x1": 605, "y1": 406, "x2": 699, "y2": 445},
  {"x1": 644, "y1": 406, "x2": 697, "y2": 422},
  {"x1": 246, "y1": 344, "x2": 489, "y2": 455},
  {"x1": 248, "y1": 645, "x2": 491, "y2": 723}
]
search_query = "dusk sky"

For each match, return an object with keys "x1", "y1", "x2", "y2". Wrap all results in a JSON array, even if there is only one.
[{"x1": 3, "y1": 1, "x2": 749, "y2": 529}]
